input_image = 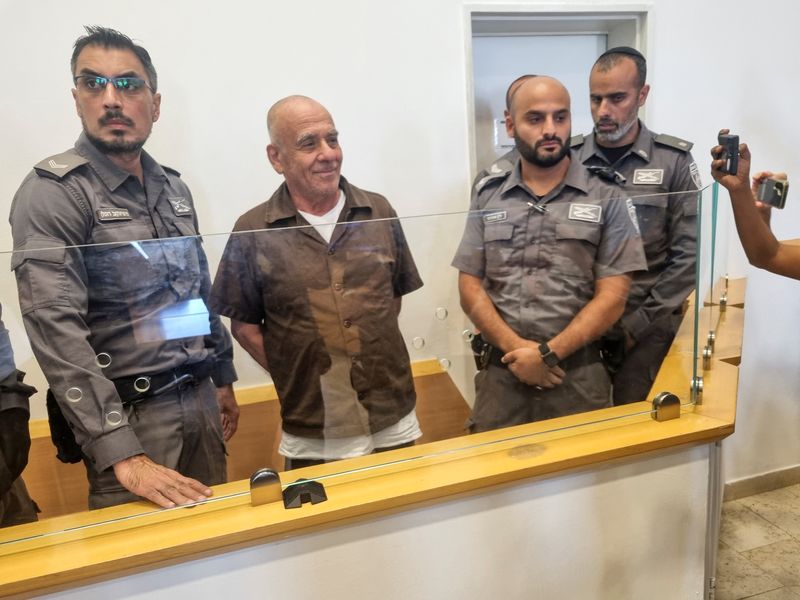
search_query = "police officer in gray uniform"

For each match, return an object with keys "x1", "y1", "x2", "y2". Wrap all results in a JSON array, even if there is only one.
[
  {"x1": 9, "y1": 27, "x2": 239, "y2": 509},
  {"x1": 0, "y1": 303, "x2": 39, "y2": 527},
  {"x1": 453, "y1": 76, "x2": 646, "y2": 431},
  {"x1": 572, "y1": 47, "x2": 699, "y2": 405}
]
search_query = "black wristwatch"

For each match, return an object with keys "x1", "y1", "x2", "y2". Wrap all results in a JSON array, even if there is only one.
[{"x1": 538, "y1": 342, "x2": 560, "y2": 368}]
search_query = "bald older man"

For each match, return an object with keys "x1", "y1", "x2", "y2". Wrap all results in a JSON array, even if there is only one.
[
  {"x1": 453, "y1": 76, "x2": 646, "y2": 431},
  {"x1": 210, "y1": 96, "x2": 423, "y2": 470}
]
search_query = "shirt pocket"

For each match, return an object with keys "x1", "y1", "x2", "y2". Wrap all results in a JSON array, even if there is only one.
[
  {"x1": 83, "y1": 223, "x2": 163, "y2": 303},
  {"x1": 631, "y1": 195, "x2": 668, "y2": 243},
  {"x1": 552, "y1": 222, "x2": 601, "y2": 279},
  {"x1": 484, "y1": 223, "x2": 516, "y2": 277},
  {"x1": 10, "y1": 236, "x2": 69, "y2": 313}
]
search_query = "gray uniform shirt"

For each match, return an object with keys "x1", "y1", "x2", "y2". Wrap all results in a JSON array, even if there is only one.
[
  {"x1": 572, "y1": 123, "x2": 699, "y2": 339},
  {"x1": 9, "y1": 134, "x2": 236, "y2": 472},
  {"x1": 453, "y1": 156, "x2": 646, "y2": 343}
]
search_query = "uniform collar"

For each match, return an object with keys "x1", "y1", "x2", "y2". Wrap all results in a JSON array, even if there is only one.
[
  {"x1": 498, "y1": 152, "x2": 590, "y2": 199},
  {"x1": 75, "y1": 132, "x2": 165, "y2": 192},
  {"x1": 263, "y1": 175, "x2": 367, "y2": 225},
  {"x1": 578, "y1": 121, "x2": 655, "y2": 166}
]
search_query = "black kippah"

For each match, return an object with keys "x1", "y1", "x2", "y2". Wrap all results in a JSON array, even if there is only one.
[{"x1": 597, "y1": 46, "x2": 646, "y2": 62}]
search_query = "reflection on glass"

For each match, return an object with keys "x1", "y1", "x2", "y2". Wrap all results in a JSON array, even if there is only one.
[{"x1": 0, "y1": 191, "x2": 707, "y2": 549}]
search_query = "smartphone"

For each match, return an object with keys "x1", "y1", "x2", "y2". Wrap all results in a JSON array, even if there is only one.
[
  {"x1": 757, "y1": 178, "x2": 789, "y2": 209},
  {"x1": 717, "y1": 133, "x2": 739, "y2": 174}
]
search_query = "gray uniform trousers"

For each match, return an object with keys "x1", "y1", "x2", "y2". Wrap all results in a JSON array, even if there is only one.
[{"x1": 86, "y1": 377, "x2": 226, "y2": 510}]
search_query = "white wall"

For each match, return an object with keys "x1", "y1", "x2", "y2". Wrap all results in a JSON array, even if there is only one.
[
  {"x1": 472, "y1": 34, "x2": 603, "y2": 168},
  {"x1": 0, "y1": 0, "x2": 797, "y2": 481},
  {"x1": 41, "y1": 446, "x2": 711, "y2": 600}
]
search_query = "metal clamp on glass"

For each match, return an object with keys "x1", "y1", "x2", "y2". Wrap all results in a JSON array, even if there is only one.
[
  {"x1": 250, "y1": 468, "x2": 283, "y2": 506},
  {"x1": 691, "y1": 376, "x2": 704, "y2": 404},
  {"x1": 703, "y1": 346, "x2": 713, "y2": 371},
  {"x1": 651, "y1": 391, "x2": 681, "y2": 422},
  {"x1": 283, "y1": 478, "x2": 328, "y2": 509}
]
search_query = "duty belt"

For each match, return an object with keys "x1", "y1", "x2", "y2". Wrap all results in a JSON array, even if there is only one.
[
  {"x1": 113, "y1": 359, "x2": 215, "y2": 406},
  {"x1": 471, "y1": 334, "x2": 602, "y2": 371}
]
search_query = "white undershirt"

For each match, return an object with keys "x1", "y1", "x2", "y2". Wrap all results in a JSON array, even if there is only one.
[
  {"x1": 282, "y1": 191, "x2": 421, "y2": 459},
  {"x1": 280, "y1": 409, "x2": 422, "y2": 460},
  {"x1": 297, "y1": 191, "x2": 346, "y2": 243}
]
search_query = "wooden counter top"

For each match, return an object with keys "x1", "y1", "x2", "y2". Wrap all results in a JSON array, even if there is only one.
[{"x1": 0, "y1": 280, "x2": 744, "y2": 598}]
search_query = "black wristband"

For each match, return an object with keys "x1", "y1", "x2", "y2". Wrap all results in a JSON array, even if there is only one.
[{"x1": 538, "y1": 342, "x2": 560, "y2": 368}]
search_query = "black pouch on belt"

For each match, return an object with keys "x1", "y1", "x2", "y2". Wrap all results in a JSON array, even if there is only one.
[
  {"x1": 45, "y1": 389, "x2": 83, "y2": 464},
  {"x1": 470, "y1": 333, "x2": 491, "y2": 370},
  {"x1": 598, "y1": 332, "x2": 627, "y2": 374}
]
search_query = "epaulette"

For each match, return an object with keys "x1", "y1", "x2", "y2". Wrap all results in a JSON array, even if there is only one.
[
  {"x1": 33, "y1": 151, "x2": 89, "y2": 180},
  {"x1": 474, "y1": 154, "x2": 514, "y2": 194},
  {"x1": 475, "y1": 168, "x2": 510, "y2": 195},
  {"x1": 654, "y1": 133, "x2": 693, "y2": 152},
  {"x1": 570, "y1": 133, "x2": 585, "y2": 148},
  {"x1": 162, "y1": 165, "x2": 182, "y2": 177}
]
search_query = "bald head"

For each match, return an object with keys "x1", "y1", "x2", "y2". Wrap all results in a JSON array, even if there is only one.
[
  {"x1": 505, "y1": 74, "x2": 537, "y2": 111},
  {"x1": 267, "y1": 95, "x2": 334, "y2": 148},
  {"x1": 508, "y1": 76, "x2": 571, "y2": 119}
]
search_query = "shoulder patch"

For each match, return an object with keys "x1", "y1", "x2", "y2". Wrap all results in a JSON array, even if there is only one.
[
  {"x1": 570, "y1": 133, "x2": 585, "y2": 148},
  {"x1": 162, "y1": 164, "x2": 182, "y2": 177},
  {"x1": 654, "y1": 133, "x2": 694, "y2": 153},
  {"x1": 33, "y1": 151, "x2": 89, "y2": 179}
]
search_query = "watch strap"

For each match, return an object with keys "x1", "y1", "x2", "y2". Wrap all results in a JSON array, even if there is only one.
[{"x1": 538, "y1": 342, "x2": 560, "y2": 367}]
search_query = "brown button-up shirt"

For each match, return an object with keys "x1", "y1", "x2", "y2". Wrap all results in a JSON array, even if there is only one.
[{"x1": 210, "y1": 177, "x2": 423, "y2": 438}]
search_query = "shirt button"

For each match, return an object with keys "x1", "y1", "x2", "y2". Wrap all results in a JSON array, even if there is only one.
[
  {"x1": 334, "y1": 283, "x2": 343, "y2": 291},
  {"x1": 328, "y1": 248, "x2": 335, "y2": 255},
  {"x1": 343, "y1": 319, "x2": 352, "y2": 328}
]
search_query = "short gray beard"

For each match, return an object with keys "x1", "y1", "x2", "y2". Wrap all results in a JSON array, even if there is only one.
[{"x1": 595, "y1": 113, "x2": 638, "y2": 144}]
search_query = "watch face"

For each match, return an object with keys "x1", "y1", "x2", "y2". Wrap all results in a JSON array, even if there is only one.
[{"x1": 539, "y1": 343, "x2": 559, "y2": 367}]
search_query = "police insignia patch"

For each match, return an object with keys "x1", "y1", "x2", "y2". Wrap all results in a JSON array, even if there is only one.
[
  {"x1": 568, "y1": 204, "x2": 602, "y2": 223},
  {"x1": 632, "y1": 169, "x2": 664, "y2": 185},
  {"x1": 689, "y1": 161, "x2": 703, "y2": 189},
  {"x1": 168, "y1": 197, "x2": 193, "y2": 215},
  {"x1": 484, "y1": 210, "x2": 507, "y2": 223}
]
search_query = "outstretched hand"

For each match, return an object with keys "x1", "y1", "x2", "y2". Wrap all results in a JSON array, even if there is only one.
[{"x1": 113, "y1": 454, "x2": 213, "y2": 508}]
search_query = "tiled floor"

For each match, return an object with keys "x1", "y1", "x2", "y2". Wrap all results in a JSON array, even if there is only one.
[{"x1": 717, "y1": 484, "x2": 800, "y2": 599}]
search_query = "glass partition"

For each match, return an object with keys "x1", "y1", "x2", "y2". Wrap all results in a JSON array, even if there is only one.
[{"x1": 0, "y1": 186, "x2": 712, "y2": 552}]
